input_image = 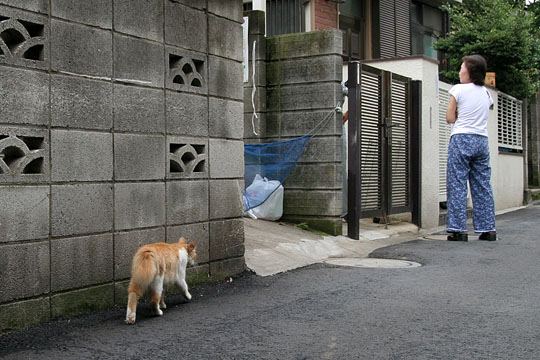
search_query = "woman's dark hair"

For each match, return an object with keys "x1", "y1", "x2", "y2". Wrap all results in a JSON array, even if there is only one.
[{"x1": 462, "y1": 54, "x2": 487, "y2": 86}]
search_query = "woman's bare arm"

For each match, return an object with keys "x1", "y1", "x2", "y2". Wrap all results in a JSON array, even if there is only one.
[{"x1": 446, "y1": 96, "x2": 457, "y2": 124}]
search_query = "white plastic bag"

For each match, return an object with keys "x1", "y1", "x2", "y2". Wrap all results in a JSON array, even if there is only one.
[{"x1": 243, "y1": 174, "x2": 284, "y2": 221}]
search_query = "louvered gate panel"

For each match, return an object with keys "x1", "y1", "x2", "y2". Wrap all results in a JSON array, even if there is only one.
[
  {"x1": 378, "y1": 0, "x2": 395, "y2": 58},
  {"x1": 438, "y1": 83, "x2": 452, "y2": 201},
  {"x1": 360, "y1": 70, "x2": 382, "y2": 214},
  {"x1": 390, "y1": 77, "x2": 409, "y2": 211}
]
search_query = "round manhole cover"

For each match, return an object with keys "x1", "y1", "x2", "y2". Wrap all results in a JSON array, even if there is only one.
[{"x1": 324, "y1": 258, "x2": 421, "y2": 268}]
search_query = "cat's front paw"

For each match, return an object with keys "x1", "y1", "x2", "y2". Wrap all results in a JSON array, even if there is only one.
[
  {"x1": 159, "y1": 302, "x2": 167, "y2": 309},
  {"x1": 185, "y1": 291, "x2": 192, "y2": 301},
  {"x1": 155, "y1": 308, "x2": 163, "y2": 316}
]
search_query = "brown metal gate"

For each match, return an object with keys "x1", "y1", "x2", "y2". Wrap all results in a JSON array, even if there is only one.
[{"x1": 346, "y1": 62, "x2": 421, "y2": 239}]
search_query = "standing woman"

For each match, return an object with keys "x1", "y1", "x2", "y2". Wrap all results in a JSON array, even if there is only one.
[{"x1": 446, "y1": 54, "x2": 497, "y2": 242}]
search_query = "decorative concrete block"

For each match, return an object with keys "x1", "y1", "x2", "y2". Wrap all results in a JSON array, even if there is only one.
[
  {"x1": 208, "y1": 15, "x2": 242, "y2": 61},
  {"x1": 0, "y1": 241, "x2": 49, "y2": 302},
  {"x1": 165, "y1": 1, "x2": 206, "y2": 53},
  {"x1": 267, "y1": 30, "x2": 342, "y2": 61},
  {"x1": 0, "y1": 6, "x2": 49, "y2": 69},
  {"x1": 114, "y1": 182, "x2": 166, "y2": 230},
  {"x1": 51, "y1": 284, "x2": 114, "y2": 318},
  {"x1": 166, "y1": 91, "x2": 208, "y2": 136},
  {"x1": 113, "y1": 0, "x2": 163, "y2": 42},
  {"x1": 114, "y1": 84, "x2": 165, "y2": 133},
  {"x1": 283, "y1": 189, "x2": 342, "y2": 216},
  {"x1": 114, "y1": 133, "x2": 165, "y2": 180},
  {"x1": 265, "y1": 110, "x2": 340, "y2": 137},
  {"x1": 167, "y1": 180, "x2": 209, "y2": 225},
  {"x1": 52, "y1": 0, "x2": 112, "y2": 28},
  {"x1": 208, "y1": 56, "x2": 243, "y2": 100},
  {"x1": 0, "y1": 186, "x2": 49, "y2": 243},
  {"x1": 209, "y1": 139, "x2": 244, "y2": 178},
  {"x1": 209, "y1": 256, "x2": 245, "y2": 280},
  {"x1": 0, "y1": 297, "x2": 50, "y2": 334},
  {"x1": 51, "y1": 234, "x2": 113, "y2": 292},
  {"x1": 209, "y1": 98, "x2": 243, "y2": 139},
  {"x1": 51, "y1": 19, "x2": 112, "y2": 77},
  {"x1": 167, "y1": 136, "x2": 208, "y2": 179},
  {"x1": 208, "y1": 0, "x2": 242, "y2": 22},
  {"x1": 114, "y1": 34, "x2": 164, "y2": 88},
  {"x1": 266, "y1": 55, "x2": 342, "y2": 86},
  {"x1": 0, "y1": 0, "x2": 47, "y2": 13},
  {"x1": 0, "y1": 127, "x2": 49, "y2": 183},
  {"x1": 51, "y1": 74, "x2": 113, "y2": 130},
  {"x1": 167, "y1": 222, "x2": 209, "y2": 264},
  {"x1": 266, "y1": 82, "x2": 341, "y2": 112},
  {"x1": 51, "y1": 183, "x2": 113, "y2": 237},
  {"x1": 0, "y1": 65, "x2": 49, "y2": 127},
  {"x1": 114, "y1": 227, "x2": 165, "y2": 280},
  {"x1": 209, "y1": 219, "x2": 244, "y2": 261},
  {"x1": 51, "y1": 130, "x2": 113, "y2": 181},
  {"x1": 166, "y1": 47, "x2": 207, "y2": 95},
  {"x1": 209, "y1": 179, "x2": 243, "y2": 219}
]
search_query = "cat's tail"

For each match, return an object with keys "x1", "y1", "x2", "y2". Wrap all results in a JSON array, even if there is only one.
[{"x1": 128, "y1": 250, "x2": 159, "y2": 295}]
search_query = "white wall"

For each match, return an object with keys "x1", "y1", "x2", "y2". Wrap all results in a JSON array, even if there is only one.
[{"x1": 488, "y1": 89, "x2": 525, "y2": 210}]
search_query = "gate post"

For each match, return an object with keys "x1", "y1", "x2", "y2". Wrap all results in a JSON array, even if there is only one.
[
  {"x1": 347, "y1": 61, "x2": 361, "y2": 239},
  {"x1": 410, "y1": 80, "x2": 422, "y2": 227}
]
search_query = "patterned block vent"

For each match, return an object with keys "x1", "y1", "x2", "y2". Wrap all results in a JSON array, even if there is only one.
[
  {"x1": 0, "y1": 15, "x2": 45, "y2": 63},
  {"x1": 169, "y1": 143, "x2": 206, "y2": 175},
  {"x1": 169, "y1": 54, "x2": 205, "y2": 89},
  {"x1": 0, "y1": 135, "x2": 46, "y2": 175}
]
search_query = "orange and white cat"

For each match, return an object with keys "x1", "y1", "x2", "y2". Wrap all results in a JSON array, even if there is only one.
[{"x1": 125, "y1": 238, "x2": 197, "y2": 325}]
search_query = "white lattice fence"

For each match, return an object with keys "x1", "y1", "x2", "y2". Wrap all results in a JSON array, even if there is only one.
[{"x1": 497, "y1": 92, "x2": 523, "y2": 151}]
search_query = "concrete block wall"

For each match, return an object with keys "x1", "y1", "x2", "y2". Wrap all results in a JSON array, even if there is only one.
[
  {"x1": 265, "y1": 30, "x2": 343, "y2": 235},
  {"x1": 0, "y1": 0, "x2": 245, "y2": 332}
]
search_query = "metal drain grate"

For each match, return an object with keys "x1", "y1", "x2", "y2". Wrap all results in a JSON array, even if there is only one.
[{"x1": 324, "y1": 258, "x2": 421, "y2": 268}]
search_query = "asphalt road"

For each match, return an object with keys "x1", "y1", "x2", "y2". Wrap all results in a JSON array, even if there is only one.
[{"x1": 1, "y1": 204, "x2": 539, "y2": 359}]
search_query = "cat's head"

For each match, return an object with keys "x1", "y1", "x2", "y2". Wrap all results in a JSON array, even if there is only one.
[{"x1": 178, "y1": 237, "x2": 197, "y2": 265}]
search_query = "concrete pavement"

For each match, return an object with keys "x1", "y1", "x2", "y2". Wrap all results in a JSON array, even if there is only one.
[{"x1": 244, "y1": 217, "x2": 420, "y2": 276}]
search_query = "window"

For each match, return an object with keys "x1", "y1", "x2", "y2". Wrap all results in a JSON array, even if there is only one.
[
  {"x1": 266, "y1": 0, "x2": 308, "y2": 36},
  {"x1": 410, "y1": 1, "x2": 446, "y2": 60},
  {"x1": 498, "y1": 93, "x2": 523, "y2": 152},
  {"x1": 340, "y1": 0, "x2": 365, "y2": 59}
]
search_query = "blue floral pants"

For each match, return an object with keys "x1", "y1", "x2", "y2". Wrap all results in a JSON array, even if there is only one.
[{"x1": 447, "y1": 134, "x2": 496, "y2": 233}]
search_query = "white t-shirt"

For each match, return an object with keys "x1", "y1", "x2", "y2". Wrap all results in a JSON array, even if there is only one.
[{"x1": 448, "y1": 83, "x2": 493, "y2": 137}]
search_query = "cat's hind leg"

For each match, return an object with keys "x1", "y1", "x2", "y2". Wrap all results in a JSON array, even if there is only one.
[
  {"x1": 126, "y1": 282, "x2": 142, "y2": 324},
  {"x1": 159, "y1": 290, "x2": 167, "y2": 309},
  {"x1": 150, "y1": 275, "x2": 164, "y2": 316}
]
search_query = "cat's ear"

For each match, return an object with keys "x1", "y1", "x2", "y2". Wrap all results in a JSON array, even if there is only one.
[{"x1": 178, "y1": 237, "x2": 187, "y2": 245}]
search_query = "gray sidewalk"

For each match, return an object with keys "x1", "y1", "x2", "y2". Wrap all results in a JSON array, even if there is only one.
[{"x1": 244, "y1": 217, "x2": 420, "y2": 276}]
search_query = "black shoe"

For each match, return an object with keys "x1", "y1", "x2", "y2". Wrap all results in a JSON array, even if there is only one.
[
  {"x1": 479, "y1": 231, "x2": 496, "y2": 241},
  {"x1": 447, "y1": 232, "x2": 468, "y2": 241}
]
